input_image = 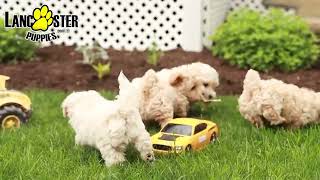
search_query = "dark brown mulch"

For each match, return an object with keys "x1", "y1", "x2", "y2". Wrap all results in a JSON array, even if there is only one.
[{"x1": 0, "y1": 45, "x2": 319, "y2": 95}]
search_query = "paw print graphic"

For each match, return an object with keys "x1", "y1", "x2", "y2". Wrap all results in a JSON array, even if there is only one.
[{"x1": 32, "y1": 5, "x2": 53, "y2": 31}]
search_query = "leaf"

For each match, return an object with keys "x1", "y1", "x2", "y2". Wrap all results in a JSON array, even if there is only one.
[{"x1": 91, "y1": 62, "x2": 111, "y2": 80}]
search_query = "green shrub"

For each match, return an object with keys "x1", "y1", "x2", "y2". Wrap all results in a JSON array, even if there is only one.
[
  {"x1": 210, "y1": 8, "x2": 320, "y2": 72},
  {"x1": 0, "y1": 19, "x2": 38, "y2": 63}
]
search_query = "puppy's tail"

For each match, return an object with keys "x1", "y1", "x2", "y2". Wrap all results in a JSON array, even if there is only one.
[
  {"x1": 243, "y1": 69, "x2": 261, "y2": 91},
  {"x1": 116, "y1": 71, "x2": 143, "y2": 122},
  {"x1": 117, "y1": 71, "x2": 138, "y2": 106},
  {"x1": 142, "y1": 69, "x2": 159, "y2": 99}
]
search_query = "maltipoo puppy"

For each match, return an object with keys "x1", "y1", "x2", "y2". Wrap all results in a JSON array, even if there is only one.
[
  {"x1": 132, "y1": 62, "x2": 219, "y2": 127},
  {"x1": 239, "y1": 69, "x2": 320, "y2": 129},
  {"x1": 61, "y1": 72, "x2": 154, "y2": 167}
]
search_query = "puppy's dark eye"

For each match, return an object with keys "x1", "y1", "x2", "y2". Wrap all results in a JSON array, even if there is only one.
[
  {"x1": 203, "y1": 83, "x2": 209, "y2": 87},
  {"x1": 191, "y1": 85, "x2": 196, "y2": 90}
]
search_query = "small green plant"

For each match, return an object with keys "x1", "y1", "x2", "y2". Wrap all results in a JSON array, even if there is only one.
[
  {"x1": 211, "y1": 8, "x2": 320, "y2": 72},
  {"x1": 147, "y1": 42, "x2": 164, "y2": 66},
  {"x1": 76, "y1": 42, "x2": 109, "y2": 64},
  {"x1": 76, "y1": 42, "x2": 111, "y2": 80},
  {"x1": 0, "y1": 18, "x2": 38, "y2": 63},
  {"x1": 91, "y1": 62, "x2": 111, "y2": 80}
]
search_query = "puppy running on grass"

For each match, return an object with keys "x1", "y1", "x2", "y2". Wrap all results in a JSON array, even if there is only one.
[{"x1": 61, "y1": 72, "x2": 154, "y2": 167}]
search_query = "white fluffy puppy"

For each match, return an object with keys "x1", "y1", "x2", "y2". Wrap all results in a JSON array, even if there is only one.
[
  {"x1": 61, "y1": 72, "x2": 154, "y2": 167},
  {"x1": 132, "y1": 62, "x2": 219, "y2": 127},
  {"x1": 239, "y1": 69, "x2": 320, "y2": 129}
]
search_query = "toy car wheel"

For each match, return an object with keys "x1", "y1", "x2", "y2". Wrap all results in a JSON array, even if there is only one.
[
  {"x1": 0, "y1": 105, "x2": 28, "y2": 129},
  {"x1": 210, "y1": 132, "x2": 217, "y2": 143},
  {"x1": 185, "y1": 145, "x2": 192, "y2": 151}
]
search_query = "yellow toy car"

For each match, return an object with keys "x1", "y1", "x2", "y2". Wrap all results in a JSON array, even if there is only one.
[
  {"x1": 0, "y1": 75, "x2": 32, "y2": 129},
  {"x1": 152, "y1": 118, "x2": 219, "y2": 154}
]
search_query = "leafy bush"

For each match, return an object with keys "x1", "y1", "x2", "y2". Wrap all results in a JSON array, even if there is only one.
[
  {"x1": 0, "y1": 18, "x2": 38, "y2": 63},
  {"x1": 147, "y1": 42, "x2": 163, "y2": 66},
  {"x1": 76, "y1": 42, "x2": 111, "y2": 80},
  {"x1": 210, "y1": 9, "x2": 320, "y2": 72}
]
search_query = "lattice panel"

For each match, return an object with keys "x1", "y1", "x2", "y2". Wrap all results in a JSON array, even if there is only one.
[
  {"x1": 230, "y1": 0, "x2": 295, "y2": 13},
  {"x1": 231, "y1": 0, "x2": 267, "y2": 12},
  {"x1": 202, "y1": 0, "x2": 231, "y2": 48},
  {"x1": 0, "y1": 0, "x2": 186, "y2": 51}
]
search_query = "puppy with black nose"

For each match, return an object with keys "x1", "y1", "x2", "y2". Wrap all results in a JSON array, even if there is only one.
[
  {"x1": 189, "y1": 80, "x2": 218, "y2": 103},
  {"x1": 131, "y1": 62, "x2": 219, "y2": 127}
]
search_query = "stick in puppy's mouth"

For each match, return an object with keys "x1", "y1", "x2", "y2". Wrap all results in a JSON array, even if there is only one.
[{"x1": 201, "y1": 96, "x2": 222, "y2": 103}]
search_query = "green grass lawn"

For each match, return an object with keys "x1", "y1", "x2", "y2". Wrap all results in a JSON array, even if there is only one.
[{"x1": 1, "y1": 90, "x2": 320, "y2": 179}]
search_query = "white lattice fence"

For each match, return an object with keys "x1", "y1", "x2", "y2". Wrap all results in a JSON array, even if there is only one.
[
  {"x1": 231, "y1": 0, "x2": 267, "y2": 12},
  {"x1": 202, "y1": 0, "x2": 232, "y2": 48},
  {"x1": 0, "y1": 0, "x2": 203, "y2": 51},
  {"x1": 230, "y1": 0, "x2": 295, "y2": 13},
  {"x1": 2, "y1": 0, "x2": 291, "y2": 52}
]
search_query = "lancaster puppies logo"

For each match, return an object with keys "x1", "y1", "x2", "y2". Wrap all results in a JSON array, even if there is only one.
[{"x1": 4, "y1": 5, "x2": 78, "y2": 42}]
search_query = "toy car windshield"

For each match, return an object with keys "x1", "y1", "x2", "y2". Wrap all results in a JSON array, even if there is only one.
[{"x1": 161, "y1": 123, "x2": 192, "y2": 136}]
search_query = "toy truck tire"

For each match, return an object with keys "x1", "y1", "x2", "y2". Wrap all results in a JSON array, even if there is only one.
[
  {"x1": 210, "y1": 132, "x2": 217, "y2": 143},
  {"x1": 0, "y1": 105, "x2": 28, "y2": 129},
  {"x1": 185, "y1": 145, "x2": 192, "y2": 151}
]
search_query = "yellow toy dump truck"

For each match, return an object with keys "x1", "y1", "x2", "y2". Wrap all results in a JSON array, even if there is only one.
[{"x1": 0, "y1": 75, "x2": 32, "y2": 129}]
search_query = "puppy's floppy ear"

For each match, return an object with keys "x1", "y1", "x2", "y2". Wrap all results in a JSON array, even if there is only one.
[{"x1": 170, "y1": 72, "x2": 186, "y2": 87}]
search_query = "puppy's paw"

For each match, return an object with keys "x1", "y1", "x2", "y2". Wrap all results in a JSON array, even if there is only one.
[
  {"x1": 104, "y1": 156, "x2": 126, "y2": 167},
  {"x1": 252, "y1": 117, "x2": 264, "y2": 128},
  {"x1": 254, "y1": 121, "x2": 264, "y2": 128},
  {"x1": 270, "y1": 117, "x2": 286, "y2": 126}
]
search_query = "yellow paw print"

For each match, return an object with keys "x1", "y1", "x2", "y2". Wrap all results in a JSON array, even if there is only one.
[{"x1": 32, "y1": 5, "x2": 53, "y2": 31}]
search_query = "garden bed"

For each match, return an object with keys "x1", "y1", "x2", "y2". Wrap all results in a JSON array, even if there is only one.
[{"x1": 0, "y1": 45, "x2": 319, "y2": 95}]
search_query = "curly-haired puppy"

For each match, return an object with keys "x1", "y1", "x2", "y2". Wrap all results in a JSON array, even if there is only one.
[
  {"x1": 61, "y1": 72, "x2": 154, "y2": 166},
  {"x1": 132, "y1": 62, "x2": 219, "y2": 127},
  {"x1": 239, "y1": 69, "x2": 320, "y2": 129}
]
